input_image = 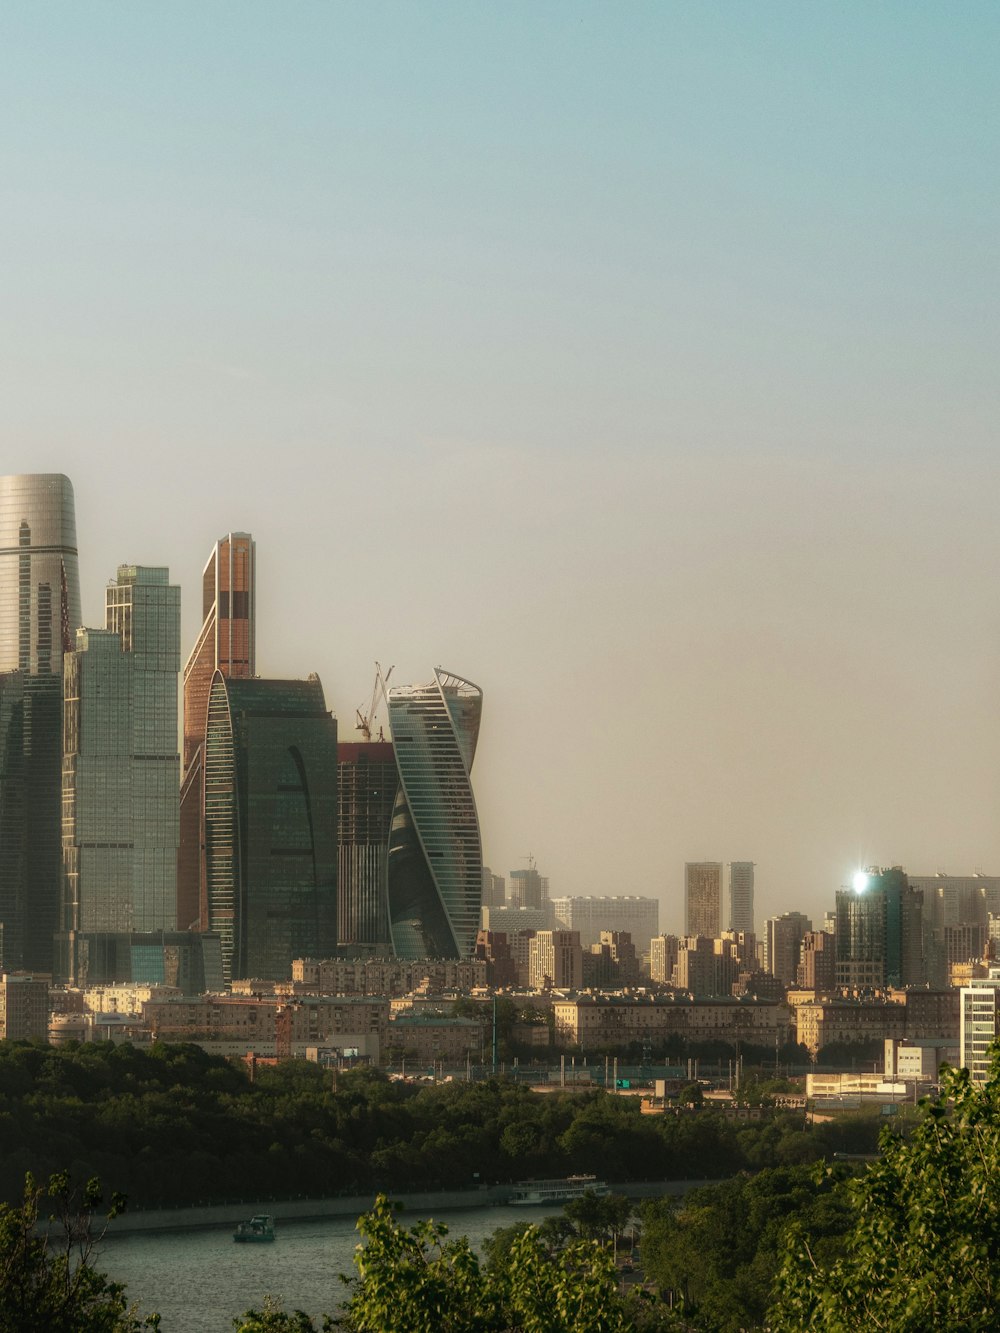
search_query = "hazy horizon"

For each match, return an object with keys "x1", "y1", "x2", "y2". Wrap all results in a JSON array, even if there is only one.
[{"x1": 4, "y1": 3, "x2": 998, "y2": 932}]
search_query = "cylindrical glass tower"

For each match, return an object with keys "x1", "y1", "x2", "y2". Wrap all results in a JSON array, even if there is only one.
[{"x1": 0, "y1": 474, "x2": 81, "y2": 971}]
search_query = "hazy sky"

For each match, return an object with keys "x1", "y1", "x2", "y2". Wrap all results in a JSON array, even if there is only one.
[{"x1": 3, "y1": 3, "x2": 998, "y2": 930}]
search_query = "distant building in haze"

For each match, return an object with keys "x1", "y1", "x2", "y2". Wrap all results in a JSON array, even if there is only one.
[
  {"x1": 550, "y1": 895, "x2": 658, "y2": 949},
  {"x1": 685, "y1": 862, "x2": 722, "y2": 938},
  {"x1": 509, "y1": 863, "x2": 547, "y2": 910},
  {"x1": 178, "y1": 533, "x2": 255, "y2": 932},
  {"x1": 204, "y1": 674, "x2": 338, "y2": 983},
  {"x1": 385, "y1": 669, "x2": 483, "y2": 959},
  {"x1": 58, "y1": 565, "x2": 181, "y2": 983},
  {"x1": 728, "y1": 862, "x2": 755, "y2": 933},
  {"x1": 481, "y1": 867, "x2": 506, "y2": 911},
  {"x1": 0, "y1": 474, "x2": 81, "y2": 972},
  {"x1": 908, "y1": 874, "x2": 1000, "y2": 988}
]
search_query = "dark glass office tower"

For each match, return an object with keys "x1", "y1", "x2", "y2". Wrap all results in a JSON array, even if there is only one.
[
  {"x1": 385, "y1": 668, "x2": 483, "y2": 959},
  {"x1": 338, "y1": 741, "x2": 396, "y2": 952},
  {"x1": 203, "y1": 673, "x2": 337, "y2": 983},
  {"x1": 0, "y1": 475, "x2": 81, "y2": 971}
]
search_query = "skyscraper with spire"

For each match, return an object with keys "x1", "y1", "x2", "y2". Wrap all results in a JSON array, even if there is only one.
[
  {"x1": 178, "y1": 533, "x2": 255, "y2": 931},
  {"x1": 0, "y1": 474, "x2": 81, "y2": 970}
]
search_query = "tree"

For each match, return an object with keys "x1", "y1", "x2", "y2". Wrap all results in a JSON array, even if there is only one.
[
  {"x1": 335, "y1": 1194, "x2": 651, "y2": 1333},
  {"x1": 0, "y1": 1171, "x2": 158, "y2": 1333},
  {"x1": 772, "y1": 1054, "x2": 1000, "y2": 1331},
  {"x1": 640, "y1": 1165, "x2": 853, "y2": 1331}
]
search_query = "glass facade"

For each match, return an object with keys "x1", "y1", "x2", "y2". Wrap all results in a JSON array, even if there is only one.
[
  {"x1": 178, "y1": 533, "x2": 255, "y2": 932},
  {"x1": 204, "y1": 674, "x2": 337, "y2": 983},
  {"x1": 835, "y1": 866, "x2": 925, "y2": 989},
  {"x1": 59, "y1": 566, "x2": 180, "y2": 983},
  {"x1": 0, "y1": 474, "x2": 81, "y2": 970},
  {"x1": 337, "y1": 741, "x2": 396, "y2": 951},
  {"x1": 386, "y1": 669, "x2": 483, "y2": 960}
]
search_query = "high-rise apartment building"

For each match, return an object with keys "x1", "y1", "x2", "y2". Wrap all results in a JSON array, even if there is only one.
[
  {"x1": 0, "y1": 474, "x2": 81, "y2": 971},
  {"x1": 385, "y1": 669, "x2": 483, "y2": 959},
  {"x1": 529, "y1": 929, "x2": 582, "y2": 989},
  {"x1": 685, "y1": 862, "x2": 722, "y2": 938},
  {"x1": 960, "y1": 967, "x2": 1000, "y2": 1084},
  {"x1": 797, "y1": 930, "x2": 836, "y2": 991},
  {"x1": 728, "y1": 861, "x2": 755, "y2": 933},
  {"x1": 835, "y1": 866, "x2": 924, "y2": 990},
  {"x1": 178, "y1": 533, "x2": 255, "y2": 931},
  {"x1": 338, "y1": 740, "x2": 396, "y2": 952},
  {"x1": 204, "y1": 674, "x2": 338, "y2": 982},
  {"x1": 58, "y1": 566, "x2": 181, "y2": 982},
  {"x1": 650, "y1": 934, "x2": 680, "y2": 985},
  {"x1": 764, "y1": 912, "x2": 812, "y2": 984}
]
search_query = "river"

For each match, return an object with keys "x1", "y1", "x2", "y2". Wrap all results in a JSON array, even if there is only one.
[{"x1": 101, "y1": 1202, "x2": 566, "y2": 1331}]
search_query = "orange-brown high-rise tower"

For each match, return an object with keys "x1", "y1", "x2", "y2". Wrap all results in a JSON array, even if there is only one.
[{"x1": 177, "y1": 533, "x2": 255, "y2": 931}]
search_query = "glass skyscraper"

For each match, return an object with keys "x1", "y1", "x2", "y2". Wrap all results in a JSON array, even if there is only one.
[
  {"x1": 385, "y1": 668, "x2": 483, "y2": 959},
  {"x1": 178, "y1": 532, "x2": 255, "y2": 932},
  {"x1": 0, "y1": 474, "x2": 81, "y2": 970},
  {"x1": 203, "y1": 673, "x2": 338, "y2": 983},
  {"x1": 59, "y1": 566, "x2": 181, "y2": 983},
  {"x1": 338, "y1": 740, "x2": 396, "y2": 952}
]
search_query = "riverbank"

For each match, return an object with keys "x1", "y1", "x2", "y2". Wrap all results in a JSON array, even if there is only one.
[{"x1": 103, "y1": 1178, "x2": 704, "y2": 1236}]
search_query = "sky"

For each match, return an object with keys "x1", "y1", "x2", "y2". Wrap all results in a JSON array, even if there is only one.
[{"x1": 2, "y1": 3, "x2": 998, "y2": 931}]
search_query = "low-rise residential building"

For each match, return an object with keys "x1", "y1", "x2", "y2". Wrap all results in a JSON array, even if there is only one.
[
  {"x1": 0, "y1": 973, "x2": 49, "y2": 1040},
  {"x1": 795, "y1": 998, "x2": 906, "y2": 1057},
  {"x1": 551, "y1": 994, "x2": 790, "y2": 1051},
  {"x1": 291, "y1": 958, "x2": 487, "y2": 995},
  {"x1": 387, "y1": 1014, "x2": 484, "y2": 1064}
]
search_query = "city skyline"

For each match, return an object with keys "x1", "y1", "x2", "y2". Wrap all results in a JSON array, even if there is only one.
[{"x1": 4, "y1": 6, "x2": 999, "y2": 930}]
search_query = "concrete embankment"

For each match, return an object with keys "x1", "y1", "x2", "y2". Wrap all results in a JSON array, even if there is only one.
[{"x1": 103, "y1": 1178, "x2": 705, "y2": 1237}]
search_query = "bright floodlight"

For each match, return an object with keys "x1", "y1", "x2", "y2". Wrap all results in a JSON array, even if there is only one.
[{"x1": 852, "y1": 871, "x2": 870, "y2": 893}]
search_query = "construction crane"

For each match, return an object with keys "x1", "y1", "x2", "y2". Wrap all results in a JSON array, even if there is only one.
[{"x1": 356, "y1": 661, "x2": 393, "y2": 741}]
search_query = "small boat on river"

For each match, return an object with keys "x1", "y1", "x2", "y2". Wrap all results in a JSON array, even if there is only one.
[{"x1": 233, "y1": 1214, "x2": 276, "y2": 1242}]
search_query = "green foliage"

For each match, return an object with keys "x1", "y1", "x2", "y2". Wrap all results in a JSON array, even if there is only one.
[
  {"x1": 0, "y1": 1039, "x2": 881, "y2": 1211},
  {"x1": 772, "y1": 1054, "x2": 1000, "y2": 1331},
  {"x1": 640, "y1": 1165, "x2": 854, "y2": 1331},
  {"x1": 563, "y1": 1189, "x2": 633, "y2": 1249},
  {"x1": 0, "y1": 1171, "x2": 158, "y2": 1333},
  {"x1": 233, "y1": 1294, "x2": 331, "y2": 1332},
  {"x1": 337, "y1": 1195, "x2": 645, "y2": 1333}
]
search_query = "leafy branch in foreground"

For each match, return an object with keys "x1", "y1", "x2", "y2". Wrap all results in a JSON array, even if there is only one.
[
  {"x1": 0, "y1": 1171, "x2": 158, "y2": 1333},
  {"x1": 241, "y1": 1193, "x2": 678, "y2": 1332},
  {"x1": 772, "y1": 1051, "x2": 1000, "y2": 1331}
]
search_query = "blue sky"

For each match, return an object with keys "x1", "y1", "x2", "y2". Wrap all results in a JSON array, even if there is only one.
[{"x1": 2, "y1": 3, "x2": 999, "y2": 926}]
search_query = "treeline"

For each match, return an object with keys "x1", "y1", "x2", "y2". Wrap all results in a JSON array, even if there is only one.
[{"x1": 0, "y1": 1040, "x2": 881, "y2": 1209}]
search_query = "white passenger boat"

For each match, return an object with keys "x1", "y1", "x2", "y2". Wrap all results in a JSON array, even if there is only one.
[{"x1": 509, "y1": 1175, "x2": 610, "y2": 1206}]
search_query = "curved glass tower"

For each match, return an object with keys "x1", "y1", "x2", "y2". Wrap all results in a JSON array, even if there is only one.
[
  {"x1": 0, "y1": 475, "x2": 81, "y2": 970},
  {"x1": 385, "y1": 668, "x2": 483, "y2": 959}
]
